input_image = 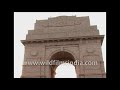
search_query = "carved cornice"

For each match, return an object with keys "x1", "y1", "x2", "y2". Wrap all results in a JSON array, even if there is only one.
[{"x1": 21, "y1": 35, "x2": 104, "y2": 46}]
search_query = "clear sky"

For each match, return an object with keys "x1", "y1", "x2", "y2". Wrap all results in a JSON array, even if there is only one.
[{"x1": 14, "y1": 12, "x2": 106, "y2": 78}]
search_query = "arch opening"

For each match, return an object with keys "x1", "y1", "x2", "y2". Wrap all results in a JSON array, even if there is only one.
[
  {"x1": 55, "y1": 63, "x2": 77, "y2": 78},
  {"x1": 50, "y1": 51, "x2": 77, "y2": 78}
]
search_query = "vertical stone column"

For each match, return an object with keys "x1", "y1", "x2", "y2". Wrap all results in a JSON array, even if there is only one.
[
  {"x1": 100, "y1": 61, "x2": 106, "y2": 78},
  {"x1": 78, "y1": 40, "x2": 85, "y2": 78},
  {"x1": 42, "y1": 46, "x2": 52, "y2": 78},
  {"x1": 45, "y1": 65, "x2": 51, "y2": 78},
  {"x1": 39, "y1": 45, "x2": 46, "y2": 78},
  {"x1": 40, "y1": 65, "x2": 45, "y2": 78},
  {"x1": 75, "y1": 65, "x2": 80, "y2": 78}
]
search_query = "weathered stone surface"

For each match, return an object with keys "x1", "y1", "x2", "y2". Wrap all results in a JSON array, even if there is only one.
[
  {"x1": 21, "y1": 16, "x2": 106, "y2": 78},
  {"x1": 26, "y1": 16, "x2": 99, "y2": 40}
]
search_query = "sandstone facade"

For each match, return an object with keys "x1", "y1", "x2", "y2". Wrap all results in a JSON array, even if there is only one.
[{"x1": 21, "y1": 16, "x2": 106, "y2": 78}]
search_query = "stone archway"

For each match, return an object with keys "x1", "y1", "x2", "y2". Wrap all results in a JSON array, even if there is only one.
[
  {"x1": 49, "y1": 51, "x2": 76, "y2": 78},
  {"x1": 21, "y1": 16, "x2": 106, "y2": 78}
]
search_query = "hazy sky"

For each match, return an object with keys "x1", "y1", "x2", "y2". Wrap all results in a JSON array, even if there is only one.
[{"x1": 14, "y1": 12, "x2": 106, "y2": 78}]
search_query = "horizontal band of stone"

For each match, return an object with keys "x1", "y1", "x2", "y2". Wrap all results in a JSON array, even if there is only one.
[
  {"x1": 21, "y1": 75, "x2": 46, "y2": 78},
  {"x1": 21, "y1": 35, "x2": 104, "y2": 45},
  {"x1": 21, "y1": 74, "x2": 106, "y2": 78},
  {"x1": 79, "y1": 73, "x2": 106, "y2": 78},
  {"x1": 79, "y1": 73, "x2": 106, "y2": 75}
]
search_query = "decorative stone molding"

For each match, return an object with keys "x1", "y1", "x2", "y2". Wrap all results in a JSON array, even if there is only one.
[
  {"x1": 21, "y1": 35, "x2": 104, "y2": 45},
  {"x1": 35, "y1": 16, "x2": 89, "y2": 28}
]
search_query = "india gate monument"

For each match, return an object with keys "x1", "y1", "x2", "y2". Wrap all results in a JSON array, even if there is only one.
[{"x1": 21, "y1": 16, "x2": 106, "y2": 78}]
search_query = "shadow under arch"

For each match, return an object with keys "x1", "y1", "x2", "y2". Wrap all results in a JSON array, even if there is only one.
[
  {"x1": 49, "y1": 51, "x2": 76, "y2": 78},
  {"x1": 47, "y1": 49, "x2": 78, "y2": 61}
]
